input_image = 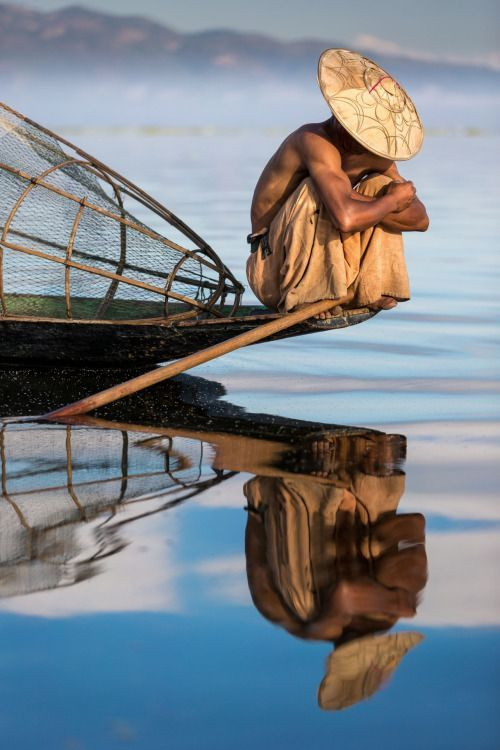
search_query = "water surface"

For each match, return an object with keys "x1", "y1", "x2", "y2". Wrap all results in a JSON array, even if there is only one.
[{"x1": 0, "y1": 130, "x2": 499, "y2": 749}]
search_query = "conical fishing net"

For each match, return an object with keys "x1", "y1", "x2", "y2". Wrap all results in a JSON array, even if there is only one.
[{"x1": 0, "y1": 102, "x2": 243, "y2": 322}]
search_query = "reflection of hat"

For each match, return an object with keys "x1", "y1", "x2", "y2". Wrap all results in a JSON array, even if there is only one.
[
  {"x1": 318, "y1": 631, "x2": 423, "y2": 710},
  {"x1": 317, "y1": 49, "x2": 424, "y2": 161}
]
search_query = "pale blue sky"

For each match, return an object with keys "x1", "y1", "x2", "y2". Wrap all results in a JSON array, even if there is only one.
[{"x1": 8, "y1": 0, "x2": 500, "y2": 65}]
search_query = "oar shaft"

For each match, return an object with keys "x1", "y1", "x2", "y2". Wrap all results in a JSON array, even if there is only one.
[{"x1": 44, "y1": 300, "x2": 336, "y2": 419}]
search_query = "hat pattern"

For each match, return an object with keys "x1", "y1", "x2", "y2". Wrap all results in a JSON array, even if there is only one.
[{"x1": 318, "y1": 49, "x2": 424, "y2": 160}]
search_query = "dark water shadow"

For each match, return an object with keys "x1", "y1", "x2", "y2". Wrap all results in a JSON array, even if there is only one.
[{"x1": 1, "y1": 367, "x2": 377, "y2": 439}]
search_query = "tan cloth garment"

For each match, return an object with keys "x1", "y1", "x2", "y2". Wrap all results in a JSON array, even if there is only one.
[
  {"x1": 246, "y1": 173, "x2": 410, "y2": 313},
  {"x1": 244, "y1": 470, "x2": 405, "y2": 623},
  {"x1": 245, "y1": 477, "x2": 345, "y2": 622}
]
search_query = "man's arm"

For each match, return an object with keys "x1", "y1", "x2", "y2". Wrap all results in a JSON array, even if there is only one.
[
  {"x1": 351, "y1": 188, "x2": 429, "y2": 231},
  {"x1": 381, "y1": 201, "x2": 429, "y2": 232},
  {"x1": 382, "y1": 163, "x2": 429, "y2": 231},
  {"x1": 301, "y1": 131, "x2": 416, "y2": 233},
  {"x1": 352, "y1": 163, "x2": 429, "y2": 232}
]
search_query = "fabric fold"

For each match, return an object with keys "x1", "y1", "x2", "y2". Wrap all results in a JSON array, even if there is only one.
[{"x1": 247, "y1": 173, "x2": 410, "y2": 313}]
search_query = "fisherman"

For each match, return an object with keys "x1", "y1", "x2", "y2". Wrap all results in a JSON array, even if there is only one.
[{"x1": 247, "y1": 49, "x2": 429, "y2": 320}]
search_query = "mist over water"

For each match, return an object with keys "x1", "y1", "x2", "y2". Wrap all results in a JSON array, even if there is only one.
[{"x1": 3, "y1": 72, "x2": 500, "y2": 130}]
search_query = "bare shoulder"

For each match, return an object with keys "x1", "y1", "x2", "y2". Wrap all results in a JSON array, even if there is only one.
[
  {"x1": 294, "y1": 122, "x2": 342, "y2": 169},
  {"x1": 280, "y1": 122, "x2": 338, "y2": 155}
]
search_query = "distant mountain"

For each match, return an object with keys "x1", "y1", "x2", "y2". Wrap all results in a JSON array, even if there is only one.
[
  {"x1": 0, "y1": 2, "x2": 498, "y2": 87},
  {"x1": 0, "y1": 3, "x2": 326, "y2": 77}
]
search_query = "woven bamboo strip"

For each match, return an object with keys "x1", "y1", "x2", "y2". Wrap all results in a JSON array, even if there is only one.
[
  {"x1": 0, "y1": 426, "x2": 32, "y2": 532},
  {"x1": 65, "y1": 202, "x2": 86, "y2": 318},
  {"x1": 85, "y1": 163, "x2": 129, "y2": 319},
  {"x1": 65, "y1": 426, "x2": 86, "y2": 517},
  {"x1": 0, "y1": 309, "x2": 203, "y2": 325},
  {"x1": 118, "y1": 431, "x2": 129, "y2": 503},
  {"x1": 1, "y1": 238, "x2": 223, "y2": 316}
]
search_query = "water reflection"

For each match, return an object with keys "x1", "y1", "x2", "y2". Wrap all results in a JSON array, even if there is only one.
[
  {"x1": 0, "y1": 380, "x2": 426, "y2": 710},
  {"x1": 245, "y1": 433, "x2": 426, "y2": 710},
  {"x1": 0, "y1": 420, "x2": 232, "y2": 597}
]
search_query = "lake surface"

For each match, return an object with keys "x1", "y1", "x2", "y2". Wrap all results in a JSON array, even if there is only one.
[{"x1": 0, "y1": 130, "x2": 499, "y2": 749}]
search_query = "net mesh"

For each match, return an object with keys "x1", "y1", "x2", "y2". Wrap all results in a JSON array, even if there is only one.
[{"x1": 0, "y1": 103, "x2": 243, "y2": 321}]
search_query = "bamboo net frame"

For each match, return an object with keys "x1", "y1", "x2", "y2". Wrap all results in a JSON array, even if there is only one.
[{"x1": 0, "y1": 102, "x2": 243, "y2": 322}]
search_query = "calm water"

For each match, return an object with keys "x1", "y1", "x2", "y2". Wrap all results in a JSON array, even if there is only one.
[{"x1": 0, "y1": 130, "x2": 499, "y2": 749}]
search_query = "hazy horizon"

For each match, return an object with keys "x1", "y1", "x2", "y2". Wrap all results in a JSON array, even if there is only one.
[{"x1": 8, "y1": 0, "x2": 499, "y2": 69}]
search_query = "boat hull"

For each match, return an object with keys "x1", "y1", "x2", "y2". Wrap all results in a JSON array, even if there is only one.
[{"x1": 0, "y1": 307, "x2": 377, "y2": 367}]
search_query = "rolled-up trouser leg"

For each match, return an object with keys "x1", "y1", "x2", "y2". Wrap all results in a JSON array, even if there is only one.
[
  {"x1": 246, "y1": 174, "x2": 410, "y2": 313},
  {"x1": 342, "y1": 174, "x2": 410, "y2": 307}
]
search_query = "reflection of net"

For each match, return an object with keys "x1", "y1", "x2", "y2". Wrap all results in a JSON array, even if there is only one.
[
  {"x1": 0, "y1": 423, "x2": 227, "y2": 596},
  {"x1": 0, "y1": 103, "x2": 243, "y2": 321}
]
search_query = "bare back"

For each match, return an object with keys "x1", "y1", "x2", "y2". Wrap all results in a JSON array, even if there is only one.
[
  {"x1": 250, "y1": 126, "x2": 313, "y2": 233},
  {"x1": 251, "y1": 123, "x2": 324, "y2": 233}
]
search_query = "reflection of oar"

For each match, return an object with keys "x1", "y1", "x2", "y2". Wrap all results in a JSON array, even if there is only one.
[{"x1": 44, "y1": 300, "x2": 337, "y2": 419}]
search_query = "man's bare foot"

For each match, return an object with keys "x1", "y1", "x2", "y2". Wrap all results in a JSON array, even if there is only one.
[
  {"x1": 370, "y1": 296, "x2": 398, "y2": 310},
  {"x1": 313, "y1": 296, "x2": 398, "y2": 318},
  {"x1": 293, "y1": 300, "x2": 348, "y2": 320},
  {"x1": 316, "y1": 305, "x2": 343, "y2": 320},
  {"x1": 309, "y1": 436, "x2": 337, "y2": 477}
]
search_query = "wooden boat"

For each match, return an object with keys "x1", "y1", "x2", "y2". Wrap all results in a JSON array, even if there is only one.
[
  {"x1": 0, "y1": 296, "x2": 376, "y2": 367},
  {"x1": 0, "y1": 103, "x2": 377, "y2": 368}
]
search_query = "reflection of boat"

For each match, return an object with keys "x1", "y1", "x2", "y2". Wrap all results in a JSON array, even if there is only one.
[
  {"x1": 0, "y1": 368, "x2": 379, "y2": 436},
  {"x1": 0, "y1": 392, "x2": 396, "y2": 599}
]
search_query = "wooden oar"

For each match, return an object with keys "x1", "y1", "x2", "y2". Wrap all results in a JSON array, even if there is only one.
[{"x1": 44, "y1": 299, "x2": 338, "y2": 419}]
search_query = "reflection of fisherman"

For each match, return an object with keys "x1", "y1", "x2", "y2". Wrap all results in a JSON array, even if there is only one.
[{"x1": 244, "y1": 434, "x2": 427, "y2": 710}]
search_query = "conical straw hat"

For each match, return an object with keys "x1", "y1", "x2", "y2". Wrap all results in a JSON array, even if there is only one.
[
  {"x1": 318, "y1": 631, "x2": 424, "y2": 710},
  {"x1": 317, "y1": 49, "x2": 424, "y2": 160}
]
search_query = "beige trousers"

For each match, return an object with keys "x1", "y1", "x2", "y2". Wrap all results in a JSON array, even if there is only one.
[
  {"x1": 244, "y1": 470, "x2": 405, "y2": 622},
  {"x1": 246, "y1": 174, "x2": 410, "y2": 313}
]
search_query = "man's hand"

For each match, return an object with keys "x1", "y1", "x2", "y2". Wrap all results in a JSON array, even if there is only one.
[
  {"x1": 381, "y1": 178, "x2": 429, "y2": 231},
  {"x1": 385, "y1": 180, "x2": 417, "y2": 213},
  {"x1": 300, "y1": 129, "x2": 428, "y2": 232}
]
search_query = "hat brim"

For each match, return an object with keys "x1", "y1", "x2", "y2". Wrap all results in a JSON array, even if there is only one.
[
  {"x1": 318, "y1": 631, "x2": 424, "y2": 710},
  {"x1": 317, "y1": 48, "x2": 424, "y2": 161}
]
